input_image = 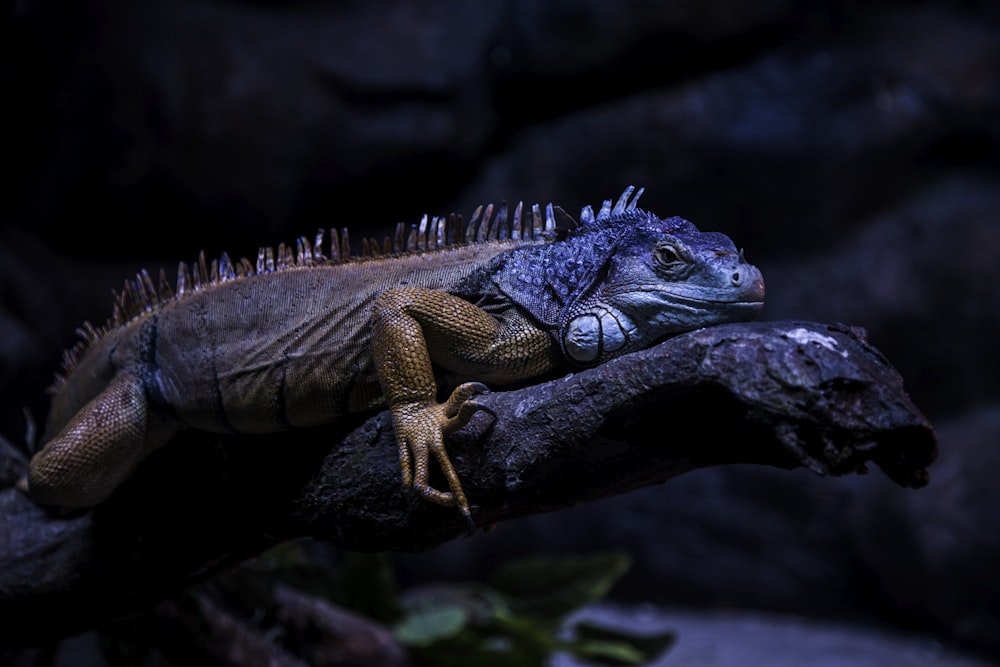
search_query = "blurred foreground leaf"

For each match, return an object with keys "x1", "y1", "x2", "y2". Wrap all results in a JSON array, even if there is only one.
[
  {"x1": 392, "y1": 551, "x2": 669, "y2": 666},
  {"x1": 567, "y1": 621, "x2": 676, "y2": 666},
  {"x1": 491, "y1": 551, "x2": 632, "y2": 624}
]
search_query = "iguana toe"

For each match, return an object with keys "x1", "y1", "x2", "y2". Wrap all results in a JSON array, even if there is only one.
[{"x1": 442, "y1": 382, "x2": 493, "y2": 433}]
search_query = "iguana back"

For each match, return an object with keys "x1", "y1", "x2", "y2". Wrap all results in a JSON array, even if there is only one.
[{"x1": 48, "y1": 237, "x2": 530, "y2": 438}]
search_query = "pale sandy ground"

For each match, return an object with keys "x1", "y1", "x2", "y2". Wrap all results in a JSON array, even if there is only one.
[{"x1": 555, "y1": 605, "x2": 996, "y2": 667}]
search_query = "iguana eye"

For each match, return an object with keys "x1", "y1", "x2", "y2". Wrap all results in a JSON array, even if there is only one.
[{"x1": 653, "y1": 244, "x2": 685, "y2": 268}]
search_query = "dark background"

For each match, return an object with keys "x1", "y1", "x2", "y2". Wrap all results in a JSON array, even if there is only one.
[{"x1": 3, "y1": 0, "x2": 999, "y2": 660}]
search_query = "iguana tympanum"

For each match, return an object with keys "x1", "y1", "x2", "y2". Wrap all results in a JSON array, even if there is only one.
[{"x1": 20, "y1": 186, "x2": 764, "y2": 526}]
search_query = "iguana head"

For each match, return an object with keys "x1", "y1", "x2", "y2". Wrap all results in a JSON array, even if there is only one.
[{"x1": 495, "y1": 186, "x2": 765, "y2": 365}]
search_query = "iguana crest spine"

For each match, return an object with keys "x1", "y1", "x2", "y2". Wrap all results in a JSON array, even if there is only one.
[{"x1": 53, "y1": 196, "x2": 584, "y2": 390}]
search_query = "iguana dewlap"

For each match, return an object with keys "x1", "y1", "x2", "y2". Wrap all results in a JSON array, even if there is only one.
[{"x1": 21, "y1": 187, "x2": 764, "y2": 525}]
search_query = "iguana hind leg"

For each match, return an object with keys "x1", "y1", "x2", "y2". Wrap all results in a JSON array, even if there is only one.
[{"x1": 22, "y1": 370, "x2": 175, "y2": 508}]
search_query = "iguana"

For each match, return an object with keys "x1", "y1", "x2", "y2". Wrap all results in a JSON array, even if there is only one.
[{"x1": 20, "y1": 186, "x2": 764, "y2": 526}]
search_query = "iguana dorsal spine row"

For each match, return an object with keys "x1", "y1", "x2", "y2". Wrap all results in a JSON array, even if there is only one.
[{"x1": 55, "y1": 195, "x2": 583, "y2": 391}]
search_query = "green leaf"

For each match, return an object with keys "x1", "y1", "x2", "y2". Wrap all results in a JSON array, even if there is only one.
[
  {"x1": 565, "y1": 638, "x2": 646, "y2": 665},
  {"x1": 490, "y1": 551, "x2": 632, "y2": 623},
  {"x1": 399, "y1": 584, "x2": 510, "y2": 624},
  {"x1": 394, "y1": 603, "x2": 470, "y2": 646},
  {"x1": 567, "y1": 621, "x2": 676, "y2": 666},
  {"x1": 396, "y1": 585, "x2": 560, "y2": 666}
]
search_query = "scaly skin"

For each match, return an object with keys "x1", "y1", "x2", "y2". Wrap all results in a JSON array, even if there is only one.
[
  {"x1": 21, "y1": 187, "x2": 765, "y2": 525},
  {"x1": 371, "y1": 287, "x2": 560, "y2": 524}
]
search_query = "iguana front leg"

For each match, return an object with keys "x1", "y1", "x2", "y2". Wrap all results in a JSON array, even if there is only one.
[{"x1": 370, "y1": 287, "x2": 559, "y2": 525}]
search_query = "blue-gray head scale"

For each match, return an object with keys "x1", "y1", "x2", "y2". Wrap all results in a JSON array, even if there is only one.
[{"x1": 495, "y1": 185, "x2": 765, "y2": 366}]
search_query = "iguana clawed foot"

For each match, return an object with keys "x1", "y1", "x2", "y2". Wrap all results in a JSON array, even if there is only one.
[{"x1": 394, "y1": 382, "x2": 491, "y2": 530}]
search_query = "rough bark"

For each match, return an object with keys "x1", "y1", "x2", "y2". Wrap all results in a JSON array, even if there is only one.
[{"x1": 0, "y1": 319, "x2": 936, "y2": 646}]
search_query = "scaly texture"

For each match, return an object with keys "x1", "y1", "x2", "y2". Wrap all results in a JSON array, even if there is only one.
[{"x1": 21, "y1": 186, "x2": 765, "y2": 524}]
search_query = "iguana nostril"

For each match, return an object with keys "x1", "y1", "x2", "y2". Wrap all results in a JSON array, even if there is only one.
[{"x1": 731, "y1": 271, "x2": 741, "y2": 285}]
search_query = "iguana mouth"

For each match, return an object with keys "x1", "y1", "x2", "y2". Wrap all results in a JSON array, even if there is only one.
[
  {"x1": 670, "y1": 294, "x2": 765, "y2": 307},
  {"x1": 665, "y1": 295, "x2": 765, "y2": 319},
  {"x1": 609, "y1": 285, "x2": 765, "y2": 308}
]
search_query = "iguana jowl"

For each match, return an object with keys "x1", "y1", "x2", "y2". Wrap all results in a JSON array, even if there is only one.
[{"x1": 21, "y1": 186, "x2": 765, "y2": 525}]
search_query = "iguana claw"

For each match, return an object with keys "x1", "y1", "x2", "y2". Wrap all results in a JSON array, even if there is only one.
[
  {"x1": 395, "y1": 382, "x2": 494, "y2": 528},
  {"x1": 442, "y1": 382, "x2": 493, "y2": 431}
]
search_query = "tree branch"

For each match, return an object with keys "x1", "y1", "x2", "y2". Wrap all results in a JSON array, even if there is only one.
[{"x1": 0, "y1": 320, "x2": 935, "y2": 646}]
